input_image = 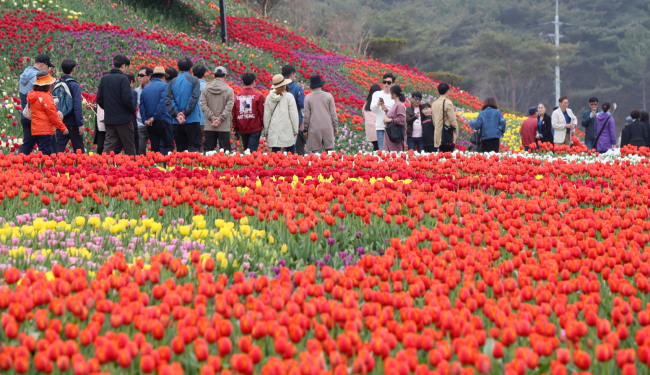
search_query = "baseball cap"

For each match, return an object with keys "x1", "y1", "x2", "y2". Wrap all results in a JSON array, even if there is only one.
[
  {"x1": 35, "y1": 54, "x2": 54, "y2": 68},
  {"x1": 213, "y1": 66, "x2": 227, "y2": 75}
]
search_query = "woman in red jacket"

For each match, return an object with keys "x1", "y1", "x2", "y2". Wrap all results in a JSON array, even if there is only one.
[{"x1": 26, "y1": 71, "x2": 69, "y2": 155}]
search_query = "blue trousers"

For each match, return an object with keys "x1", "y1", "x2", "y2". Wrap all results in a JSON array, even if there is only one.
[
  {"x1": 376, "y1": 130, "x2": 385, "y2": 151},
  {"x1": 241, "y1": 131, "x2": 261, "y2": 152},
  {"x1": 407, "y1": 137, "x2": 423, "y2": 152}
]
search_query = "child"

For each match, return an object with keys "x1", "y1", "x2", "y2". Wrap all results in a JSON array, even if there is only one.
[
  {"x1": 26, "y1": 71, "x2": 69, "y2": 155},
  {"x1": 420, "y1": 103, "x2": 436, "y2": 152}
]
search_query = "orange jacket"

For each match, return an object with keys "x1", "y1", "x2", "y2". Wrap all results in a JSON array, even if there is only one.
[{"x1": 27, "y1": 91, "x2": 67, "y2": 135}]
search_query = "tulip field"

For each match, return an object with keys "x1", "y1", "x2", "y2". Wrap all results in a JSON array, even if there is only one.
[
  {"x1": 0, "y1": 147, "x2": 649, "y2": 375},
  {"x1": 2, "y1": 0, "x2": 650, "y2": 374}
]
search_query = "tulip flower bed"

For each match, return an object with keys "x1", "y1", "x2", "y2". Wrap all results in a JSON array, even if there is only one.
[{"x1": 0, "y1": 149, "x2": 649, "y2": 374}]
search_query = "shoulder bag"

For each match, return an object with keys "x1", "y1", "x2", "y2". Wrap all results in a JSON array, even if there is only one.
[{"x1": 440, "y1": 99, "x2": 455, "y2": 147}]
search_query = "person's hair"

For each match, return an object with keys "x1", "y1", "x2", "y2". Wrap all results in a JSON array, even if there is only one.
[
  {"x1": 192, "y1": 65, "x2": 208, "y2": 79},
  {"x1": 538, "y1": 103, "x2": 546, "y2": 108},
  {"x1": 139, "y1": 67, "x2": 153, "y2": 76},
  {"x1": 601, "y1": 102, "x2": 611, "y2": 113},
  {"x1": 241, "y1": 72, "x2": 257, "y2": 86},
  {"x1": 214, "y1": 69, "x2": 226, "y2": 78},
  {"x1": 113, "y1": 54, "x2": 130, "y2": 68},
  {"x1": 275, "y1": 85, "x2": 287, "y2": 95},
  {"x1": 282, "y1": 65, "x2": 295, "y2": 78},
  {"x1": 364, "y1": 84, "x2": 381, "y2": 112},
  {"x1": 382, "y1": 72, "x2": 395, "y2": 82},
  {"x1": 166, "y1": 68, "x2": 178, "y2": 80},
  {"x1": 421, "y1": 103, "x2": 431, "y2": 109},
  {"x1": 177, "y1": 58, "x2": 193, "y2": 72},
  {"x1": 482, "y1": 98, "x2": 498, "y2": 111},
  {"x1": 641, "y1": 110, "x2": 650, "y2": 126},
  {"x1": 631, "y1": 109, "x2": 642, "y2": 120},
  {"x1": 61, "y1": 59, "x2": 77, "y2": 75},
  {"x1": 437, "y1": 82, "x2": 450, "y2": 95},
  {"x1": 125, "y1": 72, "x2": 135, "y2": 83},
  {"x1": 152, "y1": 73, "x2": 165, "y2": 80},
  {"x1": 33, "y1": 85, "x2": 50, "y2": 92},
  {"x1": 588, "y1": 97, "x2": 599, "y2": 104},
  {"x1": 390, "y1": 85, "x2": 405, "y2": 102},
  {"x1": 558, "y1": 96, "x2": 568, "y2": 103}
]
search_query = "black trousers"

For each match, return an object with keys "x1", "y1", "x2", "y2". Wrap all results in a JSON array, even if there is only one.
[
  {"x1": 175, "y1": 122, "x2": 201, "y2": 152},
  {"x1": 424, "y1": 145, "x2": 437, "y2": 153},
  {"x1": 147, "y1": 120, "x2": 175, "y2": 155},
  {"x1": 295, "y1": 130, "x2": 306, "y2": 155},
  {"x1": 204, "y1": 131, "x2": 231, "y2": 153},
  {"x1": 56, "y1": 123, "x2": 85, "y2": 153},
  {"x1": 481, "y1": 138, "x2": 500, "y2": 153},
  {"x1": 439, "y1": 144, "x2": 455, "y2": 153},
  {"x1": 104, "y1": 122, "x2": 136, "y2": 156},
  {"x1": 116, "y1": 122, "x2": 139, "y2": 155}
]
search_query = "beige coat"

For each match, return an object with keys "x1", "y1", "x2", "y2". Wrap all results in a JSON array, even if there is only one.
[
  {"x1": 303, "y1": 90, "x2": 338, "y2": 152},
  {"x1": 200, "y1": 79, "x2": 234, "y2": 132},
  {"x1": 551, "y1": 107, "x2": 577, "y2": 144},
  {"x1": 431, "y1": 97, "x2": 459, "y2": 147},
  {"x1": 263, "y1": 90, "x2": 299, "y2": 148}
]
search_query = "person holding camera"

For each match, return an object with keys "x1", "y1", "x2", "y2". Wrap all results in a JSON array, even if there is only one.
[{"x1": 581, "y1": 97, "x2": 599, "y2": 150}]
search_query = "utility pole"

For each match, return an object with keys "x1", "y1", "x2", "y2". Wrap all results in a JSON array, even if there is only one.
[
  {"x1": 219, "y1": 0, "x2": 227, "y2": 44},
  {"x1": 554, "y1": 0, "x2": 560, "y2": 103},
  {"x1": 539, "y1": 0, "x2": 581, "y2": 103}
]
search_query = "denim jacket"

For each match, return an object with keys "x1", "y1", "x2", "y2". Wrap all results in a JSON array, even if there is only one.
[{"x1": 470, "y1": 107, "x2": 506, "y2": 140}]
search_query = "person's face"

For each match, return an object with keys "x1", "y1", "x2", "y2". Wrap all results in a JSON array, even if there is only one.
[
  {"x1": 412, "y1": 98, "x2": 421, "y2": 106},
  {"x1": 382, "y1": 78, "x2": 394, "y2": 91},
  {"x1": 560, "y1": 99, "x2": 569, "y2": 109},
  {"x1": 138, "y1": 70, "x2": 151, "y2": 86},
  {"x1": 118, "y1": 65, "x2": 129, "y2": 74},
  {"x1": 589, "y1": 102, "x2": 598, "y2": 111},
  {"x1": 537, "y1": 104, "x2": 545, "y2": 115},
  {"x1": 422, "y1": 107, "x2": 432, "y2": 116}
]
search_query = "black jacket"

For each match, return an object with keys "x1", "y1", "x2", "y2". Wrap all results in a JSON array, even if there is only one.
[
  {"x1": 406, "y1": 105, "x2": 423, "y2": 137},
  {"x1": 621, "y1": 120, "x2": 649, "y2": 148},
  {"x1": 96, "y1": 69, "x2": 136, "y2": 125},
  {"x1": 421, "y1": 115, "x2": 435, "y2": 148},
  {"x1": 538, "y1": 113, "x2": 553, "y2": 144}
]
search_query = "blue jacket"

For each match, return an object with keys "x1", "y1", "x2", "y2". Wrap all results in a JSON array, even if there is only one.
[
  {"x1": 581, "y1": 109, "x2": 601, "y2": 141},
  {"x1": 166, "y1": 72, "x2": 201, "y2": 124},
  {"x1": 19, "y1": 66, "x2": 40, "y2": 120},
  {"x1": 140, "y1": 78, "x2": 172, "y2": 124},
  {"x1": 197, "y1": 79, "x2": 207, "y2": 125},
  {"x1": 60, "y1": 75, "x2": 84, "y2": 128},
  {"x1": 470, "y1": 107, "x2": 507, "y2": 140},
  {"x1": 287, "y1": 81, "x2": 304, "y2": 124}
]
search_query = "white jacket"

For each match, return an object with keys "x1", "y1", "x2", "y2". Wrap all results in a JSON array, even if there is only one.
[
  {"x1": 551, "y1": 107, "x2": 577, "y2": 144},
  {"x1": 263, "y1": 90, "x2": 299, "y2": 148},
  {"x1": 369, "y1": 91, "x2": 394, "y2": 131}
]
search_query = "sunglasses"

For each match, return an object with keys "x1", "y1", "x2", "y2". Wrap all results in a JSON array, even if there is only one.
[
  {"x1": 138, "y1": 74, "x2": 149, "y2": 77},
  {"x1": 382, "y1": 80, "x2": 393, "y2": 85}
]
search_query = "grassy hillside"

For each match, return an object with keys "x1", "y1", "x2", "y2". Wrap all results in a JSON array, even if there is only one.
[{"x1": 0, "y1": 0, "x2": 492, "y2": 154}]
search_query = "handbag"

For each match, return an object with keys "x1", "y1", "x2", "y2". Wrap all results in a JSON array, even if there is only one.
[
  {"x1": 385, "y1": 120, "x2": 405, "y2": 144},
  {"x1": 469, "y1": 129, "x2": 482, "y2": 152},
  {"x1": 22, "y1": 103, "x2": 31, "y2": 120},
  {"x1": 440, "y1": 99, "x2": 455, "y2": 147}
]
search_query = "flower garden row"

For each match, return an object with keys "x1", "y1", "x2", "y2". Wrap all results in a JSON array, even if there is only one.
[{"x1": 0, "y1": 149, "x2": 649, "y2": 373}]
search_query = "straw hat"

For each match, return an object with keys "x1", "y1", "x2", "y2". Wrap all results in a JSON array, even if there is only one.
[
  {"x1": 33, "y1": 71, "x2": 56, "y2": 86},
  {"x1": 152, "y1": 66, "x2": 169, "y2": 77},
  {"x1": 271, "y1": 74, "x2": 291, "y2": 89}
]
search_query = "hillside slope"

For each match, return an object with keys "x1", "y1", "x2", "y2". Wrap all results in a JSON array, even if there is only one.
[{"x1": 0, "y1": 0, "x2": 485, "y2": 154}]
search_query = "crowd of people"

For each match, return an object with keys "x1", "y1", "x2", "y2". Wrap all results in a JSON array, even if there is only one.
[
  {"x1": 17, "y1": 53, "x2": 340, "y2": 156},
  {"x1": 21, "y1": 52, "x2": 645, "y2": 157},
  {"x1": 518, "y1": 96, "x2": 650, "y2": 153},
  {"x1": 362, "y1": 74, "x2": 459, "y2": 153}
]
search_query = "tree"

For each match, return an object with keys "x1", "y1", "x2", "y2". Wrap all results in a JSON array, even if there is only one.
[
  {"x1": 606, "y1": 24, "x2": 650, "y2": 110},
  {"x1": 465, "y1": 29, "x2": 560, "y2": 111}
]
